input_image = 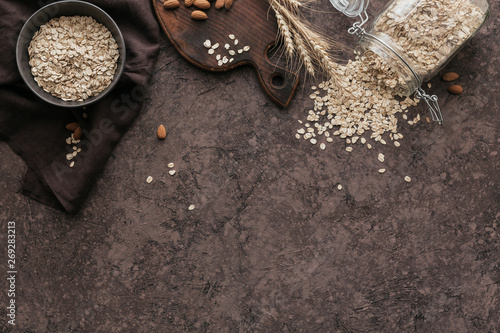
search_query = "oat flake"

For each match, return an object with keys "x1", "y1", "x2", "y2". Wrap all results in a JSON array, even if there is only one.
[{"x1": 28, "y1": 16, "x2": 119, "y2": 101}]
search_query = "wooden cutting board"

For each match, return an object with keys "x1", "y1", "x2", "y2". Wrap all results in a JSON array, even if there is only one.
[{"x1": 153, "y1": 0, "x2": 300, "y2": 107}]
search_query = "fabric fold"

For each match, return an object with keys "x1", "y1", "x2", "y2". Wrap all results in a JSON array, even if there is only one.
[{"x1": 0, "y1": 0, "x2": 161, "y2": 213}]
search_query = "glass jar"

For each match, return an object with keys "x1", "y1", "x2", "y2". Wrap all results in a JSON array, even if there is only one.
[{"x1": 329, "y1": 0, "x2": 491, "y2": 123}]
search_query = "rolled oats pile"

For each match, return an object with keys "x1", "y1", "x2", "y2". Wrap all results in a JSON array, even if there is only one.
[
  {"x1": 372, "y1": 0, "x2": 485, "y2": 79},
  {"x1": 297, "y1": 51, "x2": 420, "y2": 150},
  {"x1": 297, "y1": 0, "x2": 486, "y2": 151},
  {"x1": 28, "y1": 16, "x2": 119, "y2": 101}
]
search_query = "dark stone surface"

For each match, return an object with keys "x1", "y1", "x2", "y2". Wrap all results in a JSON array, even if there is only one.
[{"x1": 1, "y1": 0, "x2": 499, "y2": 332}]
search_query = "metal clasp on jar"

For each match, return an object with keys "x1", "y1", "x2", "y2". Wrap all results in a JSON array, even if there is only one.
[
  {"x1": 415, "y1": 88, "x2": 443, "y2": 124},
  {"x1": 347, "y1": 10, "x2": 369, "y2": 37}
]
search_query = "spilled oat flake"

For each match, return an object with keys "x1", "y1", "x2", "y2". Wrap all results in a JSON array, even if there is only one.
[
  {"x1": 296, "y1": 52, "x2": 424, "y2": 181},
  {"x1": 297, "y1": 52, "x2": 421, "y2": 151}
]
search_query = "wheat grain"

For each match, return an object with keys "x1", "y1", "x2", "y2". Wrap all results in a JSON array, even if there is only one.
[
  {"x1": 274, "y1": 9, "x2": 295, "y2": 58},
  {"x1": 292, "y1": 26, "x2": 315, "y2": 76}
]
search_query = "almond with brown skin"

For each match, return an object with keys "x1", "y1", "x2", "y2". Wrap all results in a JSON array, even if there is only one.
[
  {"x1": 185, "y1": 0, "x2": 194, "y2": 6},
  {"x1": 191, "y1": 10, "x2": 208, "y2": 20},
  {"x1": 215, "y1": 0, "x2": 224, "y2": 9},
  {"x1": 443, "y1": 72, "x2": 459, "y2": 82},
  {"x1": 163, "y1": 0, "x2": 180, "y2": 9},
  {"x1": 448, "y1": 85, "x2": 463, "y2": 95},
  {"x1": 157, "y1": 125, "x2": 167, "y2": 140},
  {"x1": 193, "y1": 0, "x2": 210, "y2": 9},
  {"x1": 65, "y1": 122, "x2": 79, "y2": 132},
  {"x1": 73, "y1": 126, "x2": 83, "y2": 140},
  {"x1": 224, "y1": 0, "x2": 233, "y2": 9}
]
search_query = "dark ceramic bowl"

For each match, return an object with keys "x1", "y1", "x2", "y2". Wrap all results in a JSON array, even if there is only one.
[{"x1": 16, "y1": 0, "x2": 126, "y2": 108}]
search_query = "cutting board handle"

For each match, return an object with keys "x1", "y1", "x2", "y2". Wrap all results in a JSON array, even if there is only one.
[{"x1": 254, "y1": 48, "x2": 300, "y2": 108}]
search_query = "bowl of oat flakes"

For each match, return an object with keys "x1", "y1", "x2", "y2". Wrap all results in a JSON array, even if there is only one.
[{"x1": 16, "y1": 0, "x2": 126, "y2": 107}]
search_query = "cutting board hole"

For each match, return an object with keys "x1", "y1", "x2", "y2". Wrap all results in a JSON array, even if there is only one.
[{"x1": 271, "y1": 73, "x2": 286, "y2": 89}]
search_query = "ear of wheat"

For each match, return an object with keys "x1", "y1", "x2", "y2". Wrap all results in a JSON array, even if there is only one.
[{"x1": 268, "y1": 0, "x2": 343, "y2": 81}]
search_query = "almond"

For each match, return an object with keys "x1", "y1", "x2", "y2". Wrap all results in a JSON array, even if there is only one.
[
  {"x1": 65, "y1": 122, "x2": 79, "y2": 132},
  {"x1": 191, "y1": 10, "x2": 208, "y2": 20},
  {"x1": 448, "y1": 84, "x2": 463, "y2": 95},
  {"x1": 157, "y1": 124, "x2": 167, "y2": 140},
  {"x1": 215, "y1": 0, "x2": 224, "y2": 9},
  {"x1": 193, "y1": 0, "x2": 210, "y2": 9},
  {"x1": 163, "y1": 0, "x2": 180, "y2": 9},
  {"x1": 443, "y1": 72, "x2": 459, "y2": 82},
  {"x1": 185, "y1": 0, "x2": 194, "y2": 6},
  {"x1": 73, "y1": 126, "x2": 83, "y2": 140},
  {"x1": 224, "y1": 0, "x2": 233, "y2": 9}
]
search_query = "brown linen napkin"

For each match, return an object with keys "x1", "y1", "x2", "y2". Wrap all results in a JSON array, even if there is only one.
[{"x1": 0, "y1": 0, "x2": 161, "y2": 213}]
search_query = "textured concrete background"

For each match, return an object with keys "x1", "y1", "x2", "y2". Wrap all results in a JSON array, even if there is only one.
[{"x1": 1, "y1": 0, "x2": 499, "y2": 332}]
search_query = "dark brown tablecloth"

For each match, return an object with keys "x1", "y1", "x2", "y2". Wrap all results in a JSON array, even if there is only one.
[{"x1": 0, "y1": 0, "x2": 161, "y2": 213}]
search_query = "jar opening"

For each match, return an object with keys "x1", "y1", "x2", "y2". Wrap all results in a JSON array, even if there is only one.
[
  {"x1": 357, "y1": 34, "x2": 419, "y2": 97},
  {"x1": 329, "y1": 0, "x2": 369, "y2": 18}
]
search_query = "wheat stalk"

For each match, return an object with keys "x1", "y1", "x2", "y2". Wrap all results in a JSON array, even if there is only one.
[
  {"x1": 281, "y1": 0, "x2": 304, "y2": 12},
  {"x1": 294, "y1": 18, "x2": 339, "y2": 77},
  {"x1": 290, "y1": 26, "x2": 315, "y2": 76},
  {"x1": 269, "y1": 0, "x2": 342, "y2": 81},
  {"x1": 274, "y1": 9, "x2": 295, "y2": 59}
]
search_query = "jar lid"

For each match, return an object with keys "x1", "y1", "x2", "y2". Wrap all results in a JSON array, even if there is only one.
[{"x1": 329, "y1": 0, "x2": 369, "y2": 17}]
